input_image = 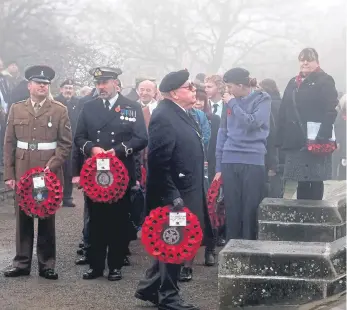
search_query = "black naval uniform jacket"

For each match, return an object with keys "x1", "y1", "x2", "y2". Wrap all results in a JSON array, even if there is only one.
[
  {"x1": 146, "y1": 99, "x2": 212, "y2": 236},
  {"x1": 73, "y1": 94, "x2": 148, "y2": 187}
]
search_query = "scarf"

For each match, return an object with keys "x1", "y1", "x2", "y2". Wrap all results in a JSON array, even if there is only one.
[{"x1": 295, "y1": 67, "x2": 323, "y2": 88}]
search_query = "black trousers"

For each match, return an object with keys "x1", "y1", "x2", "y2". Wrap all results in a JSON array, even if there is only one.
[
  {"x1": 63, "y1": 157, "x2": 73, "y2": 204},
  {"x1": 87, "y1": 193, "x2": 130, "y2": 271},
  {"x1": 136, "y1": 259, "x2": 181, "y2": 305},
  {"x1": 297, "y1": 181, "x2": 324, "y2": 200},
  {"x1": 222, "y1": 163, "x2": 265, "y2": 241}
]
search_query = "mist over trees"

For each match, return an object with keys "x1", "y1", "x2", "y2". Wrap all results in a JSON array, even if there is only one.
[{"x1": 1, "y1": 0, "x2": 345, "y2": 91}]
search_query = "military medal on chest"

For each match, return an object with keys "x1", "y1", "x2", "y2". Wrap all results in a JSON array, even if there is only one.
[{"x1": 48, "y1": 116, "x2": 53, "y2": 128}]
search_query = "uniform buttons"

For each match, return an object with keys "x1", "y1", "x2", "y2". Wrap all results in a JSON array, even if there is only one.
[
  {"x1": 97, "y1": 131, "x2": 100, "y2": 134},
  {"x1": 33, "y1": 128, "x2": 36, "y2": 130},
  {"x1": 111, "y1": 132, "x2": 114, "y2": 135},
  {"x1": 33, "y1": 138, "x2": 36, "y2": 141},
  {"x1": 96, "y1": 139, "x2": 100, "y2": 142},
  {"x1": 111, "y1": 139, "x2": 115, "y2": 143}
]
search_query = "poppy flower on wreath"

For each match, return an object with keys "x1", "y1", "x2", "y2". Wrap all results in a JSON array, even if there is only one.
[
  {"x1": 80, "y1": 153, "x2": 129, "y2": 203},
  {"x1": 206, "y1": 178, "x2": 226, "y2": 229},
  {"x1": 141, "y1": 206, "x2": 203, "y2": 264},
  {"x1": 16, "y1": 167, "x2": 63, "y2": 219}
]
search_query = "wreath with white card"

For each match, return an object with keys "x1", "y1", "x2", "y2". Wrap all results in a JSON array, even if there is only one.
[
  {"x1": 80, "y1": 153, "x2": 129, "y2": 203},
  {"x1": 16, "y1": 167, "x2": 63, "y2": 218},
  {"x1": 141, "y1": 206, "x2": 203, "y2": 264}
]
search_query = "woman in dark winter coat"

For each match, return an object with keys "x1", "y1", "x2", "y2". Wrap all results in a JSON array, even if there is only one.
[
  {"x1": 276, "y1": 48, "x2": 338, "y2": 200},
  {"x1": 259, "y1": 78, "x2": 284, "y2": 198}
]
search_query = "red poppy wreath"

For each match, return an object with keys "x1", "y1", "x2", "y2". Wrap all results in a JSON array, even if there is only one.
[
  {"x1": 80, "y1": 153, "x2": 129, "y2": 203},
  {"x1": 141, "y1": 206, "x2": 203, "y2": 264},
  {"x1": 206, "y1": 178, "x2": 226, "y2": 229},
  {"x1": 16, "y1": 167, "x2": 63, "y2": 218}
]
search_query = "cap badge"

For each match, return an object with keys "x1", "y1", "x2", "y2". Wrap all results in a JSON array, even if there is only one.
[
  {"x1": 94, "y1": 69, "x2": 102, "y2": 77},
  {"x1": 40, "y1": 71, "x2": 44, "y2": 76}
]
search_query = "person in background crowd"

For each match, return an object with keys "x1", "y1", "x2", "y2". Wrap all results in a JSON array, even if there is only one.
[
  {"x1": 3, "y1": 65, "x2": 72, "y2": 280},
  {"x1": 276, "y1": 48, "x2": 338, "y2": 200},
  {"x1": 195, "y1": 87, "x2": 226, "y2": 247},
  {"x1": 73, "y1": 67, "x2": 147, "y2": 281},
  {"x1": 141, "y1": 79, "x2": 158, "y2": 168},
  {"x1": 194, "y1": 73, "x2": 206, "y2": 89},
  {"x1": 335, "y1": 94, "x2": 346, "y2": 180},
  {"x1": 79, "y1": 86, "x2": 93, "y2": 98},
  {"x1": 137, "y1": 79, "x2": 157, "y2": 108},
  {"x1": 259, "y1": 78, "x2": 284, "y2": 198},
  {"x1": 55, "y1": 79, "x2": 81, "y2": 208},
  {"x1": 204, "y1": 75, "x2": 225, "y2": 179},
  {"x1": 215, "y1": 68, "x2": 271, "y2": 241},
  {"x1": 2, "y1": 61, "x2": 21, "y2": 89},
  {"x1": 189, "y1": 97, "x2": 210, "y2": 156},
  {"x1": 205, "y1": 75, "x2": 224, "y2": 118},
  {"x1": 135, "y1": 70, "x2": 212, "y2": 310}
]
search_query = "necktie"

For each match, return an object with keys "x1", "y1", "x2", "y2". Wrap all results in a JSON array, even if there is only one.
[
  {"x1": 34, "y1": 102, "x2": 40, "y2": 114},
  {"x1": 105, "y1": 100, "x2": 110, "y2": 110},
  {"x1": 213, "y1": 104, "x2": 219, "y2": 114}
]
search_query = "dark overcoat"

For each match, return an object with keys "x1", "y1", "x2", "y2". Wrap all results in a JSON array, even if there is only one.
[{"x1": 145, "y1": 98, "x2": 212, "y2": 236}]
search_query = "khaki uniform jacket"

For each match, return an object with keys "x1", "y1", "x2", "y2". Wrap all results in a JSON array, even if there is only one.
[{"x1": 3, "y1": 98, "x2": 72, "y2": 183}]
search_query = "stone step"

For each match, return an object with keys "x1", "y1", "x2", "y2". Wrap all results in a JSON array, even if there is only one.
[
  {"x1": 218, "y1": 238, "x2": 346, "y2": 309},
  {"x1": 258, "y1": 197, "x2": 346, "y2": 242}
]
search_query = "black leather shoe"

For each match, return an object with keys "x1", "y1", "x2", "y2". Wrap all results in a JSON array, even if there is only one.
[
  {"x1": 123, "y1": 256, "x2": 131, "y2": 266},
  {"x1": 78, "y1": 242, "x2": 84, "y2": 248},
  {"x1": 83, "y1": 269, "x2": 103, "y2": 280},
  {"x1": 4, "y1": 267, "x2": 30, "y2": 277},
  {"x1": 158, "y1": 299, "x2": 200, "y2": 310},
  {"x1": 134, "y1": 291, "x2": 158, "y2": 305},
  {"x1": 39, "y1": 269, "x2": 58, "y2": 280},
  {"x1": 204, "y1": 249, "x2": 216, "y2": 267},
  {"x1": 217, "y1": 237, "x2": 226, "y2": 247},
  {"x1": 108, "y1": 269, "x2": 122, "y2": 281},
  {"x1": 77, "y1": 248, "x2": 84, "y2": 256},
  {"x1": 179, "y1": 267, "x2": 193, "y2": 282},
  {"x1": 75, "y1": 256, "x2": 89, "y2": 265}
]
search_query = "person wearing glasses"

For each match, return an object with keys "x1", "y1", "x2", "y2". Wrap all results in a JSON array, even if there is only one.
[
  {"x1": 135, "y1": 69, "x2": 213, "y2": 310},
  {"x1": 214, "y1": 68, "x2": 271, "y2": 241}
]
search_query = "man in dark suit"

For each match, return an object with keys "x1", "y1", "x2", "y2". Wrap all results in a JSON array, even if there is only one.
[
  {"x1": 135, "y1": 70, "x2": 211, "y2": 310},
  {"x1": 73, "y1": 67, "x2": 148, "y2": 281},
  {"x1": 55, "y1": 79, "x2": 81, "y2": 208}
]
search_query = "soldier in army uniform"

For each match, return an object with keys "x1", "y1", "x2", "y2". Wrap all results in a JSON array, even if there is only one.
[
  {"x1": 73, "y1": 67, "x2": 148, "y2": 281},
  {"x1": 3, "y1": 65, "x2": 72, "y2": 280}
]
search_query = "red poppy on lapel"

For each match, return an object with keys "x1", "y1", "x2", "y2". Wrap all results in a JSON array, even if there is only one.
[{"x1": 115, "y1": 105, "x2": 121, "y2": 112}]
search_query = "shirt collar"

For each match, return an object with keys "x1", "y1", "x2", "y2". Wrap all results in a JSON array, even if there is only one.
[
  {"x1": 148, "y1": 100, "x2": 158, "y2": 114},
  {"x1": 31, "y1": 98, "x2": 47, "y2": 108},
  {"x1": 103, "y1": 93, "x2": 119, "y2": 109}
]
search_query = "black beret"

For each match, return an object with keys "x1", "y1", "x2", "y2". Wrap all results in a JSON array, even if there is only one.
[
  {"x1": 25, "y1": 65, "x2": 55, "y2": 84},
  {"x1": 89, "y1": 67, "x2": 122, "y2": 81},
  {"x1": 159, "y1": 69, "x2": 189, "y2": 92},
  {"x1": 60, "y1": 79, "x2": 75, "y2": 87},
  {"x1": 223, "y1": 67, "x2": 250, "y2": 85}
]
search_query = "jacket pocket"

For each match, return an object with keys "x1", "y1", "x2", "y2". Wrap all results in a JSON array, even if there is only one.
[
  {"x1": 40, "y1": 150, "x2": 55, "y2": 161},
  {"x1": 13, "y1": 119, "x2": 29, "y2": 139},
  {"x1": 15, "y1": 148, "x2": 25, "y2": 160}
]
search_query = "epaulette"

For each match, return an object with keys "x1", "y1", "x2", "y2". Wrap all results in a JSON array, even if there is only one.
[
  {"x1": 15, "y1": 100, "x2": 27, "y2": 104},
  {"x1": 51, "y1": 100, "x2": 66, "y2": 108}
]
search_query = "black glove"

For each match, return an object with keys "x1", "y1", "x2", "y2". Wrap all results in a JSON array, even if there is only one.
[{"x1": 171, "y1": 197, "x2": 184, "y2": 212}]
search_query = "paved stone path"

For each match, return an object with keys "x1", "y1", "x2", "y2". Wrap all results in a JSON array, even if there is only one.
[{"x1": 0, "y1": 190, "x2": 218, "y2": 310}]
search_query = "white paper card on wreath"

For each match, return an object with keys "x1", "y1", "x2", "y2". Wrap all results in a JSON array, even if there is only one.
[
  {"x1": 169, "y1": 212, "x2": 187, "y2": 227},
  {"x1": 33, "y1": 176, "x2": 45, "y2": 189},
  {"x1": 96, "y1": 158, "x2": 110, "y2": 171}
]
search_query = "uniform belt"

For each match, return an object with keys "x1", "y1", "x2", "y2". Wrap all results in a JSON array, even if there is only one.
[{"x1": 17, "y1": 140, "x2": 57, "y2": 151}]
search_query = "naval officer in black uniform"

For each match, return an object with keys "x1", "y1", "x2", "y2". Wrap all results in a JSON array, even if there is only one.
[
  {"x1": 73, "y1": 67, "x2": 148, "y2": 281},
  {"x1": 135, "y1": 70, "x2": 212, "y2": 310}
]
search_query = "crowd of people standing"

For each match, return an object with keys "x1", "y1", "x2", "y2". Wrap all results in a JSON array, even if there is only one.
[{"x1": 0, "y1": 47, "x2": 346, "y2": 310}]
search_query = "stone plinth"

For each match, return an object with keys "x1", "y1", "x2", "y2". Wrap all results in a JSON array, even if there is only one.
[
  {"x1": 258, "y1": 198, "x2": 346, "y2": 242},
  {"x1": 218, "y1": 238, "x2": 346, "y2": 309}
]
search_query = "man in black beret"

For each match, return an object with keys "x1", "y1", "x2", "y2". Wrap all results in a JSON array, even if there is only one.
[
  {"x1": 73, "y1": 66, "x2": 148, "y2": 281},
  {"x1": 135, "y1": 70, "x2": 213, "y2": 310},
  {"x1": 55, "y1": 79, "x2": 81, "y2": 208}
]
